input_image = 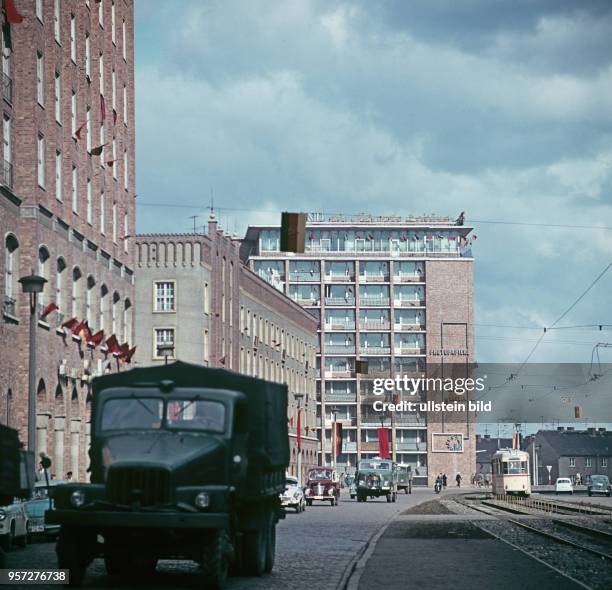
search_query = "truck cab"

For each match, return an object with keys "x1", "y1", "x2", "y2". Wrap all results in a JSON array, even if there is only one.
[{"x1": 355, "y1": 458, "x2": 398, "y2": 503}]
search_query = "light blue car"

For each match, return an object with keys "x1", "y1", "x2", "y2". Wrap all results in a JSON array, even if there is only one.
[{"x1": 25, "y1": 481, "x2": 64, "y2": 539}]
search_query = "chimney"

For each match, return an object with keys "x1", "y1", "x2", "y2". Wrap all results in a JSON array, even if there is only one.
[
  {"x1": 566, "y1": 427, "x2": 574, "y2": 431},
  {"x1": 557, "y1": 426, "x2": 565, "y2": 431},
  {"x1": 208, "y1": 214, "x2": 218, "y2": 237}
]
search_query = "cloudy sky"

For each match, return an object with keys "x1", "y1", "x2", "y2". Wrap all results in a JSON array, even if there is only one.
[{"x1": 134, "y1": 0, "x2": 612, "y2": 364}]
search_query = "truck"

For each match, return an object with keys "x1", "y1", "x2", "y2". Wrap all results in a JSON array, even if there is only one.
[
  {"x1": 355, "y1": 458, "x2": 398, "y2": 503},
  {"x1": 46, "y1": 362, "x2": 290, "y2": 588}
]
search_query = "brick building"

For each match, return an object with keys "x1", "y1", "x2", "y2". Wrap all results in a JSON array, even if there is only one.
[
  {"x1": 241, "y1": 213, "x2": 476, "y2": 484},
  {"x1": 0, "y1": 0, "x2": 136, "y2": 481},
  {"x1": 134, "y1": 216, "x2": 319, "y2": 483}
]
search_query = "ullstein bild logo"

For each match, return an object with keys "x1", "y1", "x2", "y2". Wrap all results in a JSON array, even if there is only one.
[{"x1": 429, "y1": 349, "x2": 469, "y2": 356}]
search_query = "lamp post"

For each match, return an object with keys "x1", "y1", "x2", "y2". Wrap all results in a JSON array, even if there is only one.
[
  {"x1": 158, "y1": 343, "x2": 174, "y2": 365},
  {"x1": 330, "y1": 405, "x2": 338, "y2": 469},
  {"x1": 19, "y1": 272, "x2": 47, "y2": 454},
  {"x1": 294, "y1": 392, "x2": 305, "y2": 485}
]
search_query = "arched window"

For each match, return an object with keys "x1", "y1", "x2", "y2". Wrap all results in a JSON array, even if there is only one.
[
  {"x1": 71, "y1": 267, "x2": 82, "y2": 318},
  {"x1": 112, "y1": 291, "x2": 119, "y2": 334},
  {"x1": 4, "y1": 234, "x2": 19, "y2": 306},
  {"x1": 123, "y1": 298, "x2": 132, "y2": 342},
  {"x1": 37, "y1": 246, "x2": 50, "y2": 308},
  {"x1": 56, "y1": 258, "x2": 66, "y2": 321},
  {"x1": 100, "y1": 284, "x2": 109, "y2": 332},
  {"x1": 5, "y1": 388, "x2": 12, "y2": 427},
  {"x1": 86, "y1": 275, "x2": 96, "y2": 329},
  {"x1": 37, "y1": 378, "x2": 46, "y2": 401}
]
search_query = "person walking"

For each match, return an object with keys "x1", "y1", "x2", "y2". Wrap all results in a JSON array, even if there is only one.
[
  {"x1": 456, "y1": 473, "x2": 462, "y2": 487},
  {"x1": 442, "y1": 473, "x2": 447, "y2": 489},
  {"x1": 434, "y1": 473, "x2": 443, "y2": 493}
]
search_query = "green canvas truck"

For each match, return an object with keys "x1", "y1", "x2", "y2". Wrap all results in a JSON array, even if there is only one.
[
  {"x1": 47, "y1": 362, "x2": 289, "y2": 588},
  {"x1": 397, "y1": 464, "x2": 413, "y2": 494},
  {"x1": 355, "y1": 458, "x2": 398, "y2": 503}
]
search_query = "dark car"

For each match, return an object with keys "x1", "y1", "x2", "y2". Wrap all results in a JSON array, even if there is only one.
[
  {"x1": 304, "y1": 468, "x2": 340, "y2": 506},
  {"x1": 587, "y1": 474, "x2": 611, "y2": 497}
]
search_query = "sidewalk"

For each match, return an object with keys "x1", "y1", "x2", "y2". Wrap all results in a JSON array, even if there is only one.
[{"x1": 355, "y1": 514, "x2": 581, "y2": 590}]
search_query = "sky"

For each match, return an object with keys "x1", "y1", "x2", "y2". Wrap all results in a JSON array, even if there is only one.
[{"x1": 133, "y1": 0, "x2": 612, "y2": 365}]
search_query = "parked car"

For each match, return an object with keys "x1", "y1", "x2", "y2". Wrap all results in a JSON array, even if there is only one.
[
  {"x1": 25, "y1": 480, "x2": 65, "y2": 539},
  {"x1": 555, "y1": 477, "x2": 573, "y2": 495},
  {"x1": 587, "y1": 474, "x2": 611, "y2": 497},
  {"x1": 304, "y1": 468, "x2": 340, "y2": 506},
  {"x1": 0, "y1": 500, "x2": 28, "y2": 550},
  {"x1": 280, "y1": 476, "x2": 306, "y2": 513}
]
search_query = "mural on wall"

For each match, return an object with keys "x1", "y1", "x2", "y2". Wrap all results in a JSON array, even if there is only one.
[{"x1": 432, "y1": 433, "x2": 463, "y2": 453}]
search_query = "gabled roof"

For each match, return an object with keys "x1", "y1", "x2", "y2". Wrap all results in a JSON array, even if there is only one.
[{"x1": 538, "y1": 430, "x2": 612, "y2": 456}]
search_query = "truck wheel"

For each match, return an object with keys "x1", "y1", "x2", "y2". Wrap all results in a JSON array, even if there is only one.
[
  {"x1": 392, "y1": 492, "x2": 397, "y2": 503},
  {"x1": 104, "y1": 553, "x2": 132, "y2": 576},
  {"x1": 264, "y1": 514, "x2": 276, "y2": 574},
  {"x1": 405, "y1": 488, "x2": 409, "y2": 494},
  {"x1": 386, "y1": 494, "x2": 391, "y2": 503},
  {"x1": 201, "y1": 531, "x2": 229, "y2": 589},
  {"x1": 1, "y1": 524, "x2": 14, "y2": 551},
  {"x1": 242, "y1": 527, "x2": 266, "y2": 577},
  {"x1": 56, "y1": 527, "x2": 87, "y2": 587}
]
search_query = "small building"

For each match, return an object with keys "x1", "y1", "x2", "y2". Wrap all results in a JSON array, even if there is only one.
[
  {"x1": 524, "y1": 428, "x2": 612, "y2": 485},
  {"x1": 134, "y1": 216, "x2": 319, "y2": 483}
]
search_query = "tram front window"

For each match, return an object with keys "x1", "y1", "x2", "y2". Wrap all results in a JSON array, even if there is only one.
[{"x1": 503, "y1": 460, "x2": 527, "y2": 474}]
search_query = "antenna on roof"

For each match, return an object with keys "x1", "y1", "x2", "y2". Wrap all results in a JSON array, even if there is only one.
[{"x1": 189, "y1": 215, "x2": 198, "y2": 234}]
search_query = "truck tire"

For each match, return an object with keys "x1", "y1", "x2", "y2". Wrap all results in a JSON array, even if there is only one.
[
  {"x1": 264, "y1": 513, "x2": 276, "y2": 574},
  {"x1": 104, "y1": 553, "x2": 132, "y2": 576},
  {"x1": 242, "y1": 526, "x2": 266, "y2": 576},
  {"x1": 386, "y1": 494, "x2": 391, "y2": 503},
  {"x1": 56, "y1": 527, "x2": 87, "y2": 587},
  {"x1": 201, "y1": 531, "x2": 229, "y2": 589}
]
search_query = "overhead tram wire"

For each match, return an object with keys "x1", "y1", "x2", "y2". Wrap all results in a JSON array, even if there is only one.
[{"x1": 136, "y1": 202, "x2": 612, "y2": 232}]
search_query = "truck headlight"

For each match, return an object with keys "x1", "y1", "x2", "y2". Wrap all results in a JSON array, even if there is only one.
[
  {"x1": 70, "y1": 490, "x2": 86, "y2": 507},
  {"x1": 328, "y1": 489, "x2": 334, "y2": 496},
  {"x1": 195, "y1": 492, "x2": 210, "y2": 509},
  {"x1": 305, "y1": 488, "x2": 311, "y2": 496}
]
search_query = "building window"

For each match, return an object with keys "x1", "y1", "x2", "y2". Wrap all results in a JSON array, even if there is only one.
[
  {"x1": 111, "y1": 0, "x2": 116, "y2": 44},
  {"x1": 71, "y1": 90, "x2": 77, "y2": 134},
  {"x1": 99, "y1": 120, "x2": 105, "y2": 161},
  {"x1": 99, "y1": 189, "x2": 105, "y2": 233},
  {"x1": 122, "y1": 19, "x2": 126, "y2": 60},
  {"x1": 99, "y1": 285, "x2": 108, "y2": 331},
  {"x1": 37, "y1": 247, "x2": 50, "y2": 308},
  {"x1": 86, "y1": 178, "x2": 92, "y2": 224},
  {"x1": 203, "y1": 282, "x2": 210, "y2": 314},
  {"x1": 37, "y1": 134, "x2": 45, "y2": 188},
  {"x1": 70, "y1": 13, "x2": 76, "y2": 62},
  {"x1": 123, "y1": 299, "x2": 132, "y2": 342},
  {"x1": 585, "y1": 457, "x2": 592, "y2": 468},
  {"x1": 4, "y1": 234, "x2": 18, "y2": 302},
  {"x1": 123, "y1": 150, "x2": 128, "y2": 190},
  {"x1": 99, "y1": 52, "x2": 104, "y2": 93},
  {"x1": 569, "y1": 456, "x2": 575, "y2": 467},
  {"x1": 55, "y1": 151, "x2": 62, "y2": 201},
  {"x1": 85, "y1": 34, "x2": 91, "y2": 80},
  {"x1": 54, "y1": 0, "x2": 61, "y2": 43},
  {"x1": 154, "y1": 328, "x2": 174, "y2": 359},
  {"x1": 71, "y1": 267, "x2": 82, "y2": 317},
  {"x1": 86, "y1": 106, "x2": 91, "y2": 151},
  {"x1": 54, "y1": 71, "x2": 61, "y2": 123},
  {"x1": 86, "y1": 275, "x2": 95, "y2": 328},
  {"x1": 123, "y1": 85, "x2": 127, "y2": 124},
  {"x1": 111, "y1": 68, "x2": 116, "y2": 109},
  {"x1": 112, "y1": 202, "x2": 117, "y2": 242},
  {"x1": 203, "y1": 330, "x2": 209, "y2": 363},
  {"x1": 3, "y1": 114, "x2": 12, "y2": 167},
  {"x1": 123, "y1": 213, "x2": 128, "y2": 253},
  {"x1": 71, "y1": 165, "x2": 77, "y2": 212},
  {"x1": 154, "y1": 281, "x2": 175, "y2": 312},
  {"x1": 36, "y1": 52, "x2": 44, "y2": 105},
  {"x1": 112, "y1": 138, "x2": 117, "y2": 178},
  {"x1": 56, "y1": 258, "x2": 66, "y2": 317},
  {"x1": 602, "y1": 457, "x2": 608, "y2": 468},
  {"x1": 99, "y1": 0, "x2": 103, "y2": 27},
  {"x1": 36, "y1": 0, "x2": 43, "y2": 22}
]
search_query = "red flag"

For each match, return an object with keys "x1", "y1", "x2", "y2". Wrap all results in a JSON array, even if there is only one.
[
  {"x1": 40, "y1": 302, "x2": 58, "y2": 319},
  {"x1": 106, "y1": 334, "x2": 121, "y2": 354},
  {"x1": 70, "y1": 320, "x2": 84, "y2": 335},
  {"x1": 335, "y1": 422, "x2": 343, "y2": 457},
  {"x1": 297, "y1": 410, "x2": 302, "y2": 451},
  {"x1": 89, "y1": 144, "x2": 105, "y2": 156},
  {"x1": 106, "y1": 159, "x2": 118, "y2": 167},
  {"x1": 76, "y1": 321, "x2": 92, "y2": 341},
  {"x1": 377, "y1": 427, "x2": 390, "y2": 458},
  {"x1": 74, "y1": 121, "x2": 86, "y2": 140},
  {"x1": 100, "y1": 94, "x2": 106, "y2": 120},
  {"x1": 219, "y1": 356, "x2": 226, "y2": 365},
  {"x1": 61, "y1": 317, "x2": 78, "y2": 330},
  {"x1": 124, "y1": 346, "x2": 137, "y2": 363},
  {"x1": 88, "y1": 330, "x2": 105, "y2": 347},
  {"x1": 117, "y1": 342, "x2": 130, "y2": 358},
  {"x1": 5, "y1": 0, "x2": 24, "y2": 24}
]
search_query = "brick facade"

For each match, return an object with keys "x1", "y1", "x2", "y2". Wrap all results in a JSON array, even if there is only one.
[{"x1": 0, "y1": 0, "x2": 135, "y2": 481}]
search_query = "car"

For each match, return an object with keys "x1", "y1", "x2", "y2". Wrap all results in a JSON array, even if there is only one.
[
  {"x1": 587, "y1": 474, "x2": 612, "y2": 497},
  {"x1": 0, "y1": 499, "x2": 28, "y2": 551},
  {"x1": 555, "y1": 477, "x2": 573, "y2": 495},
  {"x1": 25, "y1": 480, "x2": 65, "y2": 539},
  {"x1": 280, "y1": 476, "x2": 306, "y2": 513},
  {"x1": 304, "y1": 468, "x2": 340, "y2": 506}
]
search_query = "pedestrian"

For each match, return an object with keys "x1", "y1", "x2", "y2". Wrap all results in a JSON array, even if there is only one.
[
  {"x1": 434, "y1": 473, "x2": 443, "y2": 493},
  {"x1": 575, "y1": 473, "x2": 581, "y2": 486},
  {"x1": 65, "y1": 471, "x2": 73, "y2": 481},
  {"x1": 408, "y1": 468, "x2": 413, "y2": 494},
  {"x1": 442, "y1": 473, "x2": 447, "y2": 489},
  {"x1": 456, "y1": 473, "x2": 462, "y2": 487}
]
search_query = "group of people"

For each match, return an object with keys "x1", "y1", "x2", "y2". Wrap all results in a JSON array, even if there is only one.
[{"x1": 434, "y1": 472, "x2": 462, "y2": 491}]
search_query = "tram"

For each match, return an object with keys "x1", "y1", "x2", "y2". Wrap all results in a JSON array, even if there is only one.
[{"x1": 491, "y1": 448, "x2": 531, "y2": 497}]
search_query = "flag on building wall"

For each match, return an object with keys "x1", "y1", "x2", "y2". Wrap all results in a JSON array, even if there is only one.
[
  {"x1": 74, "y1": 121, "x2": 86, "y2": 140},
  {"x1": 5, "y1": 0, "x2": 24, "y2": 24},
  {"x1": 89, "y1": 144, "x2": 105, "y2": 156},
  {"x1": 297, "y1": 410, "x2": 302, "y2": 451},
  {"x1": 123, "y1": 346, "x2": 136, "y2": 363},
  {"x1": 106, "y1": 334, "x2": 121, "y2": 354},
  {"x1": 40, "y1": 302, "x2": 58, "y2": 319},
  {"x1": 100, "y1": 94, "x2": 106, "y2": 120},
  {"x1": 113, "y1": 109, "x2": 117, "y2": 125},
  {"x1": 335, "y1": 422, "x2": 343, "y2": 457},
  {"x1": 88, "y1": 330, "x2": 105, "y2": 347},
  {"x1": 378, "y1": 427, "x2": 390, "y2": 458},
  {"x1": 61, "y1": 317, "x2": 78, "y2": 331}
]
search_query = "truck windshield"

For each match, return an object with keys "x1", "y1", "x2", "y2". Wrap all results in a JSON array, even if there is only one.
[
  {"x1": 166, "y1": 399, "x2": 225, "y2": 433},
  {"x1": 101, "y1": 398, "x2": 164, "y2": 431}
]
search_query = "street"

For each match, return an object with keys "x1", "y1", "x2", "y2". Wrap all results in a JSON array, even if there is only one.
[{"x1": 3, "y1": 488, "x2": 430, "y2": 590}]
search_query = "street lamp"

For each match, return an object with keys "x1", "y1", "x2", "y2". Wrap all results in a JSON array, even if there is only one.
[
  {"x1": 19, "y1": 271, "x2": 47, "y2": 454},
  {"x1": 158, "y1": 343, "x2": 174, "y2": 365},
  {"x1": 294, "y1": 393, "x2": 305, "y2": 485}
]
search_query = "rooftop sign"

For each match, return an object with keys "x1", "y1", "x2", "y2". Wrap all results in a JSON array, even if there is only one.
[{"x1": 307, "y1": 212, "x2": 455, "y2": 224}]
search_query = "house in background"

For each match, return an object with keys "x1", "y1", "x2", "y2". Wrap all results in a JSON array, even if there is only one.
[{"x1": 476, "y1": 435, "x2": 513, "y2": 476}]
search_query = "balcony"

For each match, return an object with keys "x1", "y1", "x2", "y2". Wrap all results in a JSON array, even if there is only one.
[
  {"x1": 394, "y1": 347, "x2": 425, "y2": 356},
  {"x1": 359, "y1": 346, "x2": 391, "y2": 355},
  {"x1": 360, "y1": 274, "x2": 390, "y2": 283},
  {"x1": 359, "y1": 321, "x2": 390, "y2": 330},
  {"x1": 394, "y1": 299, "x2": 425, "y2": 308},
  {"x1": 324, "y1": 370, "x2": 355, "y2": 379},
  {"x1": 291, "y1": 296, "x2": 320, "y2": 306},
  {"x1": 395, "y1": 415, "x2": 426, "y2": 426},
  {"x1": 364, "y1": 368, "x2": 391, "y2": 378},
  {"x1": 395, "y1": 442, "x2": 427, "y2": 451},
  {"x1": 359, "y1": 297, "x2": 390, "y2": 307},
  {"x1": 360, "y1": 441, "x2": 381, "y2": 452},
  {"x1": 324, "y1": 273, "x2": 355, "y2": 282},
  {"x1": 395, "y1": 273, "x2": 424, "y2": 283},
  {"x1": 289, "y1": 271, "x2": 320, "y2": 282},
  {"x1": 324, "y1": 320, "x2": 356, "y2": 331},
  {"x1": 324, "y1": 418, "x2": 357, "y2": 427},
  {"x1": 325, "y1": 391, "x2": 357, "y2": 403},
  {"x1": 343, "y1": 442, "x2": 357, "y2": 452},
  {"x1": 3, "y1": 295, "x2": 16, "y2": 317},
  {"x1": 395, "y1": 322, "x2": 425, "y2": 331},
  {"x1": 325, "y1": 344, "x2": 356, "y2": 354},
  {"x1": 2, "y1": 159, "x2": 13, "y2": 189},
  {"x1": 325, "y1": 297, "x2": 355, "y2": 306},
  {"x1": 3, "y1": 73, "x2": 12, "y2": 104}
]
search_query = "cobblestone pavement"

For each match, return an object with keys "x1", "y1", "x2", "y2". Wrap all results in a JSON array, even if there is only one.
[{"x1": 3, "y1": 488, "x2": 435, "y2": 589}]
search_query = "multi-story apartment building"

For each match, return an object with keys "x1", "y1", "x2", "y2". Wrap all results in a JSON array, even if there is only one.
[
  {"x1": 134, "y1": 216, "x2": 319, "y2": 482},
  {"x1": 242, "y1": 213, "x2": 475, "y2": 484},
  {"x1": 0, "y1": 0, "x2": 136, "y2": 481}
]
